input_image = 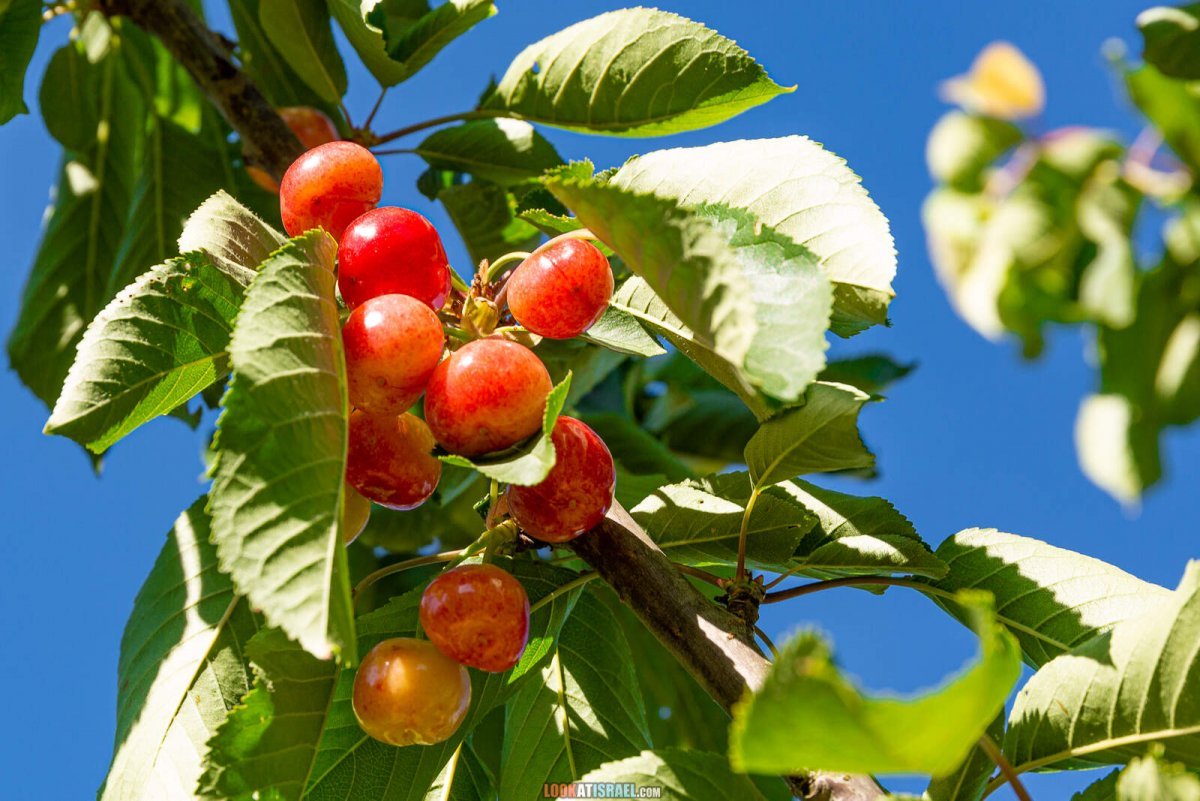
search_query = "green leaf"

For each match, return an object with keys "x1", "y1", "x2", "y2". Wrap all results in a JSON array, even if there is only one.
[
  {"x1": 926, "y1": 111, "x2": 1022, "y2": 191},
  {"x1": 631, "y1": 472, "x2": 816, "y2": 570},
  {"x1": 1139, "y1": 4, "x2": 1200, "y2": 80},
  {"x1": 177, "y1": 190, "x2": 288, "y2": 273},
  {"x1": 208, "y1": 231, "x2": 356, "y2": 661},
  {"x1": 436, "y1": 178, "x2": 542, "y2": 266},
  {"x1": 1074, "y1": 772, "x2": 1120, "y2": 801},
  {"x1": 930, "y1": 528, "x2": 1172, "y2": 668},
  {"x1": 499, "y1": 589, "x2": 651, "y2": 798},
  {"x1": 579, "y1": 303, "x2": 666, "y2": 357},
  {"x1": 1117, "y1": 753, "x2": 1200, "y2": 800},
  {"x1": 579, "y1": 412, "x2": 693, "y2": 482},
  {"x1": 0, "y1": 0, "x2": 41, "y2": 124},
  {"x1": 44, "y1": 254, "x2": 249, "y2": 452},
  {"x1": 565, "y1": 750, "x2": 787, "y2": 801},
  {"x1": 612, "y1": 137, "x2": 896, "y2": 336},
  {"x1": 100, "y1": 498, "x2": 259, "y2": 801},
  {"x1": 414, "y1": 119, "x2": 563, "y2": 185},
  {"x1": 818, "y1": 354, "x2": 914, "y2": 396},
  {"x1": 924, "y1": 714, "x2": 1004, "y2": 801},
  {"x1": 229, "y1": 0, "x2": 338, "y2": 108},
  {"x1": 783, "y1": 479, "x2": 946, "y2": 579},
  {"x1": 744, "y1": 382, "x2": 875, "y2": 487},
  {"x1": 367, "y1": 0, "x2": 496, "y2": 82},
  {"x1": 1004, "y1": 562, "x2": 1200, "y2": 771},
  {"x1": 303, "y1": 560, "x2": 581, "y2": 801},
  {"x1": 730, "y1": 592, "x2": 1021, "y2": 777},
  {"x1": 422, "y1": 742, "x2": 496, "y2": 801},
  {"x1": 440, "y1": 372, "x2": 571, "y2": 485},
  {"x1": 199, "y1": 628, "x2": 338, "y2": 801},
  {"x1": 259, "y1": 0, "x2": 348, "y2": 103},
  {"x1": 328, "y1": 0, "x2": 407, "y2": 86},
  {"x1": 534, "y1": 338, "x2": 628, "y2": 407},
  {"x1": 480, "y1": 8, "x2": 791, "y2": 136},
  {"x1": 1127, "y1": 63, "x2": 1200, "y2": 172}
]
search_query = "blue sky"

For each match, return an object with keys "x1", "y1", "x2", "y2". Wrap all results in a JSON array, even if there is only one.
[{"x1": 0, "y1": 1, "x2": 1193, "y2": 798}]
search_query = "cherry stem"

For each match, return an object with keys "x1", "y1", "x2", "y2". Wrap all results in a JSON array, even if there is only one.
[
  {"x1": 449, "y1": 270, "x2": 471, "y2": 295},
  {"x1": 352, "y1": 550, "x2": 464, "y2": 602},
  {"x1": 362, "y1": 87, "x2": 388, "y2": 132},
  {"x1": 543, "y1": 228, "x2": 599, "y2": 250},
  {"x1": 673, "y1": 563, "x2": 726, "y2": 589},
  {"x1": 493, "y1": 282, "x2": 510, "y2": 313},
  {"x1": 754, "y1": 625, "x2": 780, "y2": 660},
  {"x1": 443, "y1": 323, "x2": 472, "y2": 342},
  {"x1": 733, "y1": 488, "x2": 760, "y2": 582},
  {"x1": 978, "y1": 734, "x2": 1033, "y2": 801},
  {"x1": 339, "y1": 100, "x2": 355, "y2": 130},
  {"x1": 762, "y1": 575, "x2": 959, "y2": 604},
  {"x1": 529, "y1": 572, "x2": 599, "y2": 614},
  {"x1": 486, "y1": 251, "x2": 532, "y2": 282},
  {"x1": 372, "y1": 110, "x2": 495, "y2": 147}
]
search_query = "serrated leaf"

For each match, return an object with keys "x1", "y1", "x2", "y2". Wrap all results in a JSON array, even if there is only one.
[
  {"x1": 0, "y1": 0, "x2": 41, "y2": 125},
  {"x1": 208, "y1": 231, "x2": 356, "y2": 661},
  {"x1": 499, "y1": 589, "x2": 651, "y2": 798},
  {"x1": 579, "y1": 302, "x2": 665, "y2": 357},
  {"x1": 368, "y1": 0, "x2": 496, "y2": 81},
  {"x1": 1140, "y1": 4, "x2": 1200, "y2": 80},
  {"x1": 45, "y1": 254, "x2": 249, "y2": 452},
  {"x1": 612, "y1": 137, "x2": 896, "y2": 336},
  {"x1": 782, "y1": 479, "x2": 946, "y2": 579},
  {"x1": 259, "y1": 0, "x2": 347, "y2": 103},
  {"x1": 566, "y1": 750, "x2": 786, "y2": 801},
  {"x1": 178, "y1": 190, "x2": 287, "y2": 273},
  {"x1": 441, "y1": 372, "x2": 571, "y2": 485},
  {"x1": 1004, "y1": 562, "x2": 1200, "y2": 771},
  {"x1": 414, "y1": 119, "x2": 562, "y2": 185},
  {"x1": 818, "y1": 354, "x2": 914, "y2": 396},
  {"x1": 931, "y1": 528, "x2": 1172, "y2": 668},
  {"x1": 730, "y1": 593, "x2": 1021, "y2": 777},
  {"x1": 328, "y1": 0, "x2": 407, "y2": 86},
  {"x1": 481, "y1": 8, "x2": 791, "y2": 136},
  {"x1": 632, "y1": 471, "x2": 815, "y2": 570},
  {"x1": 745, "y1": 382, "x2": 875, "y2": 487},
  {"x1": 580, "y1": 412, "x2": 692, "y2": 482},
  {"x1": 99, "y1": 498, "x2": 259, "y2": 801},
  {"x1": 1074, "y1": 772, "x2": 1120, "y2": 801},
  {"x1": 199, "y1": 628, "x2": 337, "y2": 801},
  {"x1": 303, "y1": 560, "x2": 581, "y2": 801},
  {"x1": 436, "y1": 178, "x2": 542, "y2": 266}
]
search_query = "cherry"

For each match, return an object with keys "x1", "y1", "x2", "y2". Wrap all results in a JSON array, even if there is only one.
[
  {"x1": 506, "y1": 239, "x2": 613, "y2": 339},
  {"x1": 338, "y1": 207, "x2": 452, "y2": 311},
  {"x1": 280, "y1": 141, "x2": 382, "y2": 241},
  {"x1": 342, "y1": 481, "x2": 371, "y2": 544},
  {"x1": 424, "y1": 338, "x2": 552, "y2": 457},
  {"x1": 419, "y1": 563, "x2": 530, "y2": 673},
  {"x1": 248, "y1": 107, "x2": 339, "y2": 193},
  {"x1": 352, "y1": 637, "x2": 471, "y2": 747},
  {"x1": 507, "y1": 416, "x2": 615, "y2": 543},
  {"x1": 346, "y1": 411, "x2": 441, "y2": 510},
  {"x1": 343, "y1": 294, "x2": 445, "y2": 416}
]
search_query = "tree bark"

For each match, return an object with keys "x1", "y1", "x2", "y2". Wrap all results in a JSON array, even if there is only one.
[
  {"x1": 97, "y1": 0, "x2": 303, "y2": 180},
  {"x1": 573, "y1": 503, "x2": 886, "y2": 801}
]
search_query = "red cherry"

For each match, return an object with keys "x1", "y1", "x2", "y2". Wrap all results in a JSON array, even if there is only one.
[
  {"x1": 342, "y1": 481, "x2": 371, "y2": 544},
  {"x1": 343, "y1": 294, "x2": 445, "y2": 416},
  {"x1": 507, "y1": 417, "x2": 615, "y2": 543},
  {"x1": 419, "y1": 563, "x2": 530, "y2": 673},
  {"x1": 248, "y1": 107, "x2": 340, "y2": 194},
  {"x1": 506, "y1": 239, "x2": 614, "y2": 339},
  {"x1": 352, "y1": 637, "x2": 470, "y2": 747},
  {"x1": 423, "y1": 338, "x2": 552, "y2": 457},
  {"x1": 338, "y1": 207, "x2": 451, "y2": 310},
  {"x1": 280, "y1": 141, "x2": 382, "y2": 241},
  {"x1": 346, "y1": 411, "x2": 441, "y2": 510}
]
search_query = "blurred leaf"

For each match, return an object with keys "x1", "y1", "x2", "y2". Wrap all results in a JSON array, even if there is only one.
[
  {"x1": 415, "y1": 119, "x2": 562, "y2": 185},
  {"x1": 209, "y1": 231, "x2": 356, "y2": 661},
  {"x1": 441, "y1": 373, "x2": 571, "y2": 485},
  {"x1": 926, "y1": 111, "x2": 1022, "y2": 191},
  {"x1": 99, "y1": 499, "x2": 259, "y2": 801},
  {"x1": 818, "y1": 354, "x2": 914, "y2": 396},
  {"x1": 931, "y1": 528, "x2": 1171, "y2": 667},
  {"x1": 745, "y1": 382, "x2": 875, "y2": 487},
  {"x1": 731, "y1": 593, "x2": 1021, "y2": 776},
  {"x1": 367, "y1": 0, "x2": 496, "y2": 81},
  {"x1": 481, "y1": 8, "x2": 791, "y2": 136},
  {"x1": 580, "y1": 412, "x2": 693, "y2": 482},
  {"x1": 566, "y1": 750, "x2": 788, "y2": 801},
  {"x1": 1116, "y1": 753, "x2": 1200, "y2": 800},
  {"x1": 1127, "y1": 63, "x2": 1200, "y2": 171},
  {"x1": 924, "y1": 714, "x2": 1004, "y2": 801},
  {"x1": 612, "y1": 137, "x2": 895, "y2": 336},
  {"x1": 1139, "y1": 4, "x2": 1200, "y2": 80},
  {"x1": 437, "y1": 178, "x2": 541, "y2": 266},
  {"x1": 534, "y1": 338, "x2": 627, "y2": 406},
  {"x1": 0, "y1": 0, "x2": 41, "y2": 124},
  {"x1": 259, "y1": 0, "x2": 348, "y2": 103},
  {"x1": 940, "y1": 41, "x2": 1045, "y2": 120}
]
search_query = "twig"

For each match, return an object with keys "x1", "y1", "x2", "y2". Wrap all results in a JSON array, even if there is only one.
[
  {"x1": 978, "y1": 734, "x2": 1033, "y2": 801},
  {"x1": 372, "y1": 110, "x2": 495, "y2": 146},
  {"x1": 763, "y1": 575, "x2": 958, "y2": 604}
]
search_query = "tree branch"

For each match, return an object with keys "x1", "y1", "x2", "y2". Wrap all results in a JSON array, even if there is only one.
[
  {"x1": 572, "y1": 503, "x2": 886, "y2": 801},
  {"x1": 96, "y1": 0, "x2": 303, "y2": 180}
]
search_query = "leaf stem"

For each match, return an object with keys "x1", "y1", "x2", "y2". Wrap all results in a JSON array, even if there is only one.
[
  {"x1": 761, "y1": 575, "x2": 959, "y2": 604},
  {"x1": 754, "y1": 625, "x2": 779, "y2": 660},
  {"x1": 762, "y1": 561, "x2": 810, "y2": 590},
  {"x1": 352, "y1": 550, "x2": 464, "y2": 601},
  {"x1": 443, "y1": 323, "x2": 472, "y2": 342},
  {"x1": 372, "y1": 110, "x2": 496, "y2": 146},
  {"x1": 486, "y1": 251, "x2": 532, "y2": 282},
  {"x1": 449, "y1": 270, "x2": 471, "y2": 295},
  {"x1": 978, "y1": 734, "x2": 1033, "y2": 801},
  {"x1": 529, "y1": 572, "x2": 598, "y2": 614},
  {"x1": 363, "y1": 87, "x2": 388, "y2": 133},
  {"x1": 674, "y1": 563, "x2": 726, "y2": 589},
  {"x1": 734, "y1": 488, "x2": 761, "y2": 582}
]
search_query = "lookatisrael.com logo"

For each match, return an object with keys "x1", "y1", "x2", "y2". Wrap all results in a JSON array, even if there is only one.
[{"x1": 543, "y1": 782, "x2": 664, "y2": 799}]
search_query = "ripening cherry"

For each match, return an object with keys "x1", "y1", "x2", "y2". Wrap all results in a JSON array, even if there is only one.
[
  {"x1": 343, "y1": 294, "x2": 445, "y2": 416},
  {"x1": 280, "y1": 141, "x2": 382, "y2": 241},
  {"x1": 507, "y1": 416, "x2": 615, "y2": 543},
  {"x1": 506, "y1": 239, "x2": 614, "y2": 339},
  {"x1": 247, "y1": 107, "x2": 340, "y2": 193},
  {"x1": 346, "y1": 411, "x2": 441, "y2": 510},
  {"x1": 419, "y1": 563, "x2": 530, "y2": 673},
  {"x1": 342, "y1": 481, "x2": 371, "y2": 544},
  {"x1": 423, "y1": 338, "x2": 552, "y2": 457},
  {"x1": 352, "y1": 637, "x2": 471, "y2": 747},
  {"x1": 338, "y1": 207, "x2": 452, "y2": 311}
]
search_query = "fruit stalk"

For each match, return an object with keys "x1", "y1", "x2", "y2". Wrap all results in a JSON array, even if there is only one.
[{"x1": 571, "y1": 502, "x2": 885, "y2": 801}]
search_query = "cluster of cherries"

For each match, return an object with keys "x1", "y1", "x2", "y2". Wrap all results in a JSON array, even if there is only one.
[{"x1": 268, "y1": 113, "x2": 617, "y2": 747}]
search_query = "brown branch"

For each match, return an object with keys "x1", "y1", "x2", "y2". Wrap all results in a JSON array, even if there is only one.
[
  {"x1": 572, "y1": 503, "x2": 886, "y2": 801},
  {"x1": 96, "y1": 0, "x2": 303, "y2": 180}
]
